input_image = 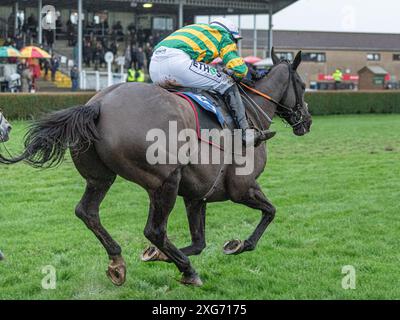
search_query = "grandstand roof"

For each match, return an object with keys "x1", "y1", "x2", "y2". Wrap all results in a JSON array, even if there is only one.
[{"x1": 2, "y1": 0, "x2": 298, "y2": 15}]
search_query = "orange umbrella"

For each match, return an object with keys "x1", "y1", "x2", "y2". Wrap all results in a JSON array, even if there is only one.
[
  {"x1": 244, "y1": 56, "x2": 261, "y2": 64},
  {"x1": 20, "y1": 46, "x2": 51, "y2": 59}
]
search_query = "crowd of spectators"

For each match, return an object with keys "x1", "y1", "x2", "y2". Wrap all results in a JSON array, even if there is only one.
[{"x1": 1, "y1": 14, "x2": 166, "y2": 91}]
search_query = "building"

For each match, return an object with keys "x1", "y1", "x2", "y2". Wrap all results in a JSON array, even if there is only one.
[
  {"x1": 239, "y1": 29, "x2": 400, "y2": 88},
  {"x1": 358, "y1": 66, "x2": 388, "y2": 90}
]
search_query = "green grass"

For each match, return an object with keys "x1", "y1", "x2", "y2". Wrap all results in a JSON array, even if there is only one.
[{"x1": 0, "y1": 114, "x2": 399, "y2": 300}]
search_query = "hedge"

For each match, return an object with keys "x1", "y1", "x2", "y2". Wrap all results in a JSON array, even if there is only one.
[
  {"x1": 0, "y1": 91, "x2": 400, "y2": 120},
  {"x1": 0, "y1": 93, "x2": 96, "y2": 120},
  {"x1": 305, "y1": 91, "x2": 400, "y2": 115}
]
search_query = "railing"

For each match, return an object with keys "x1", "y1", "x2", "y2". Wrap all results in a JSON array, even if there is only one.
[{"x1": 80, "y1": 70, "x2": 127, "y2": 91}]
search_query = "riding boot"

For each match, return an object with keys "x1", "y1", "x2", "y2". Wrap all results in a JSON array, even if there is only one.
[{"x1": 223, "y1": 85, "x2": 275, "y2": 146}]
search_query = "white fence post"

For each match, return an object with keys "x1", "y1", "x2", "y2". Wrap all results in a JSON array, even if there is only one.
[
  {"x1": 82, "y1": 70, "x2": 86, "y2": 90},
  {"x1": 95, "y1": 71, "x2": 100, "y2": 91}
]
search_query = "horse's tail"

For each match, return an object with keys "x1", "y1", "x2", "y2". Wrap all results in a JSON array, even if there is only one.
[{"x1": 0, "y1": 102, "x2": 101, "y2": 168}]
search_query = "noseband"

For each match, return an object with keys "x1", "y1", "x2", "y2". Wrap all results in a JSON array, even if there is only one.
[{"x1": 273, "y1": 61, "x2": 305, "y2": 128}]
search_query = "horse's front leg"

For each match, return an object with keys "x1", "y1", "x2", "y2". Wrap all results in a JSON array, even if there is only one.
[
  {"x1": 143, "y1": 168, "x2": 202, "y2": 286},
  {"x1": 0, "y1": 250, "x2": 4, "y2": 261},
  {"x1": 224, "y1": 183, "x2": 276, "y2": 255}
]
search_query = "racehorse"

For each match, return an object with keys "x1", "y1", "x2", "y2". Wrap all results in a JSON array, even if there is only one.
[
  {"x1": 0, "y1": 50, "x2": 312, "y2": 285},
  {"x1": 0, "y1": 110, "x2": 12, "y2": 261}
]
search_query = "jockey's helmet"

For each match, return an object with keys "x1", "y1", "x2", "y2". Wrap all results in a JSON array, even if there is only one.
[{"x1": 210, "y1": 17, "x2": 243, "y2": 41}]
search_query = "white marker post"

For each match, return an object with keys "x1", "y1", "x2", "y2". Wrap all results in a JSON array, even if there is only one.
[
  {"x1": 115, "y1": 56, "x2": 126, "y2": 80},
  {"x1": 104, "y1": 51, "x2": 114, "y2": 87}
]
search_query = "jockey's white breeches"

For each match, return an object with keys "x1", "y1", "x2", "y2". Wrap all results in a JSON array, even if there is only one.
[{"x1": 149, "y1": 46, "x2": 234, "y2": 94}]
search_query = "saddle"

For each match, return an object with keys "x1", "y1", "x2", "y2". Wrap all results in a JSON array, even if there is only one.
[{"x1": 169, "y1": 88, "x2": 241, "y2": 149}]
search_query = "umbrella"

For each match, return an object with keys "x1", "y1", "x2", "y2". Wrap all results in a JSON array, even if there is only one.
[
  {"x1": 0, "y1": 46, "x2": 21, "y2": 58},
  {"x1": 20, "y1": 46, "x2": 51, "y2": 59},
  {"x1": 211, "y1": 57, "x2": 222, "y2": 65},
  {"x1": 253, "y1": 57, "x2": 274, "y2": 67},
  {"x1": 244, "y1": 56, "x2": 261, "y2": 64}
]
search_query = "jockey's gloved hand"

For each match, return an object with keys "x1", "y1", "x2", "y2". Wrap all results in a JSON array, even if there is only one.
[
  {"x1": 253, "y1": 72, "x2": 265, "y2": 81},
  {"x1": 222, "y1": 67, "x2": 234, "y2": 76}
]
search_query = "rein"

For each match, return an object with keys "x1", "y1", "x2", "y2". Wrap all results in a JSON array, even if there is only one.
[
  {"x1": 239, "y1": 62, "x2": 305, "y2": 129},
  {"x1": 241, "y1": 82, "x2": 284, "y2": 109}
]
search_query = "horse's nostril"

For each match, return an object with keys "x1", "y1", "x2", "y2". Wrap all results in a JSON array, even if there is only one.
[{"x1": 7, "y1": 125, "x2": 12, "y2": 132}]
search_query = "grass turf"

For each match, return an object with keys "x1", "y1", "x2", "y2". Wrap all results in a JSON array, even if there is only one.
[{"x1": 0, "y1": 114, "x2": 399, "y2": 299}]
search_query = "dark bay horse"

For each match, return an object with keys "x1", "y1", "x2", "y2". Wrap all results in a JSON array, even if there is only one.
[
  {"x1": 0, "y1": 50, "x2": 312, "y2": 285},
  {"x1": 0, "y1": 110, "x2": 12, "y2": 261}
]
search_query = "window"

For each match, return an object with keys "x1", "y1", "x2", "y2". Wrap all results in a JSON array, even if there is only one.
[
  {"x1": 275, "y1": 52, "x2": 294, "y2": 61},
  {"x1": 153, "y1": 17, "x2": 173, "y2": 31},
  {"x1": 302, "y1": 52, "x2": 326, "y2": 62},
  {"x1": 367, "y1": 53, "x2": 380, "y2": 61},
  {"x1": 393, "y1": 54, "x2": 400, "y2": 61}
]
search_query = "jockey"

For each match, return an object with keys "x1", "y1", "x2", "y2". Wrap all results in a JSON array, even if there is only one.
[{"x1": 149, "y1": 17, "x2": 273, "y2": 146}]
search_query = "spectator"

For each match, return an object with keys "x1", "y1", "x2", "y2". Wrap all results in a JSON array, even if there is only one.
[
  {"x1": 136, "y1": 47, "x2": 145, "y2": 70},
  {"x1": 21, "y1": 63, "x2": 32, "y2": 93},
  {"x1": 3, "y1": 37, "x2": 12, "y2": 46},
  {"x1": 93, "y1": 42, "x2": 104, "y2": 70},
  {"x1": 15, "y1": 34, "x2": 24, "y2": 50},
  {"x1": 27, "y1": 13, "x2": 37, "y2": 36},
  {"x1": 45, "y1": 29, "x2": 54, "y2": 49},
  {"x1": 83, "y1": 41, "x2": 93, "y2": 68},
  {"x1": 126, "y1": 67, "x2": 144, "y2": 83},
  {"x1": 110, "y1": 40, "x2": 118, "y2": 55},
  {"x1": 66, "y1": 19, "x2": 75, "y2": 46},
  {"x1": 130, "y1": 43, "x2": 138, "y2": 69},
  {"x1": 50, "y1": 55, "x2": 59, "y2": 81},
  {"x1": 112, "y1": 21, "x2": 124, "y2": 41},
  {"x1": 43, "y1": 59, "x2": 50, "y2": 80},
  {"x1": 124, "y1": 44, "x2": 131, "y2": 69},
  {"x1": 70, "y1": 65, "x2": 79, "y2": 91},
  {"x1": 17, "y1": 60, "x2": 25, "y2": 76},
  {"x1": 29, "y1": 59, "x2": 41, "y2": 92},
  {"x1": 144, "y1": 42, "x2": 153, "y2": 70},
  {"x1": 332, "y1": 68, "x2": 343, "y2": 90}
]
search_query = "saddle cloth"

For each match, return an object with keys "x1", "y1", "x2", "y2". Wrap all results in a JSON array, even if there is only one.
[{"x1": 172, "y1": 89, "x2": 238, "y2": 149}]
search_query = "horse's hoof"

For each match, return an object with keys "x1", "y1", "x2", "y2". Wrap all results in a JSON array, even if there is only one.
[
  {"x1": 141, "y1": 246, "x2": 169, "y2": 262},
  {"x1": 0, "y1": 250, "x2": 4, "y2": 261},
  {"x1": 106, "y1": 256, "x2": 126, "y2": 286},
  {"x1": 181, "y1": 273, "x2": 203, "y2": 286},
  {"x1": 223, "y1": 239, "x2": 244, "y2": 255}
]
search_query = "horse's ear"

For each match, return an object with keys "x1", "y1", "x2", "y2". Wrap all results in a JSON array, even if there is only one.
[
  {"x1": 292, "y1": 51, "x2": 302, "y2": 70},
  {"x1": 271, "y1": 47, "x2": 280, "y2": 65}
]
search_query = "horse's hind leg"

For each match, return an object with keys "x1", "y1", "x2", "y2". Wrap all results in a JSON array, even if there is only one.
[
  {"x1": 142, "y1": 199, "x2": 206, "y2": 262},
  {"x1": 75, "y1": 177, "x2": 127, "y2": 285},
  {"x1": 143, "y1": 168, "x2": 202, "y2": 286},
  {"x1": 72, "y1": 147, "x2": 125, "y2": 286},
  {"x1": 224, "y1": 183, "x2": 276, "y2": 255}
]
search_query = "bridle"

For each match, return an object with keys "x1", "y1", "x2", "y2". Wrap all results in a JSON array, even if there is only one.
[{"x1": 240, "y1": 60, "x2": 306, "y2": 129}]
